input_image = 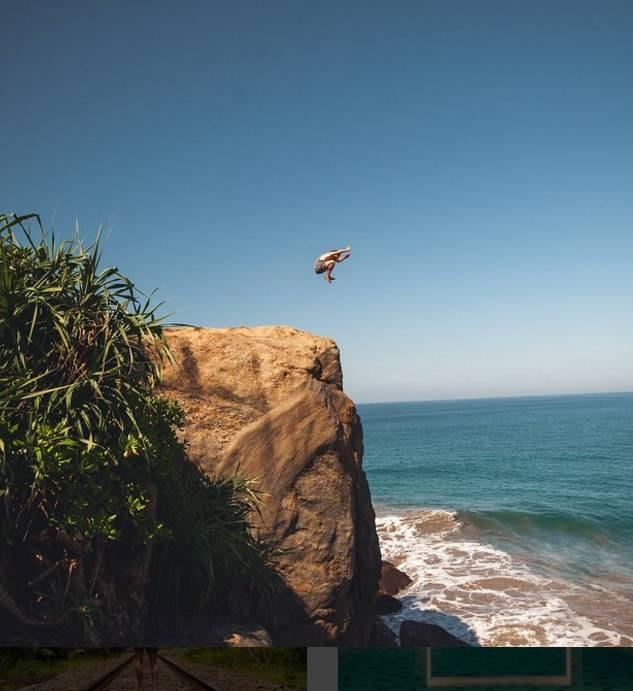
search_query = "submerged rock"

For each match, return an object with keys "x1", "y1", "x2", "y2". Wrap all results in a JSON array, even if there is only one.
[{"x1": 162, "y1": 326, "x2": 381, "y2": 645}]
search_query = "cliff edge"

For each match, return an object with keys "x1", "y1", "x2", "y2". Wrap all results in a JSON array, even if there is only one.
[{"x1": 161, "y1": 325, "x2": 381, "y2": 645}]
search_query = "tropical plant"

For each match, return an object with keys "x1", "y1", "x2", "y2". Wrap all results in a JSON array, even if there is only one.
[
  {"x1": 0, "y1": 212, "x2": 279, "y2": 645},
  {"x1": 149, "y1": 462, "x2": 280, "y2": 619}
]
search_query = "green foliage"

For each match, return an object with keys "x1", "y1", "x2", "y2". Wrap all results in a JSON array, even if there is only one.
[
  {"x1": 149, "y1": 462, "x2": 280, "y2": 617},
  {"x1": 0, "y1": 212, "x2": 279, "y2": 643},
  {"x1": 181, "y1": 647, "x2": 307, "y2": 690},
  {"x1": 0, "y1": 648, "x2": 121, "y2": 691},
  {"x1": 0, "y1": 212, "x2": 171, "y2": 546}
]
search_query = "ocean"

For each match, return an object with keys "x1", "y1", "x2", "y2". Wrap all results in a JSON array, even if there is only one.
[{"x1": 359, "y1": 392, "x2": 633, "y2": 646}]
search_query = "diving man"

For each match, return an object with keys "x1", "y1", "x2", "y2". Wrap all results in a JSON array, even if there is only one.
[{"x1": 313, "y1": 247, "x2": 351, "y2": 284}]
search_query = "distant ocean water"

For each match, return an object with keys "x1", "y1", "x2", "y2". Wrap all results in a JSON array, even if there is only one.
[{"x1": 359, "y1": 392, "x2": 633, "y2": 646}]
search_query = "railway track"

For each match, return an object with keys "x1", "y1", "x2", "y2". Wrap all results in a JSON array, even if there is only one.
[{"x1": 80, "y1": 653, "x2": 222, "y2": 691}]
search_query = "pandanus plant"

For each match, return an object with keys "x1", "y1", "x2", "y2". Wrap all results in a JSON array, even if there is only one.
[
  {"x1": 0, "y1": 212, "x2": 171, "y2": 450},
  {"x1": 0, "y1": 213, "x2": 280, "y2": 645},
  {"x1": 0, "y1": 212, "x2": 175, "y2": 640}
]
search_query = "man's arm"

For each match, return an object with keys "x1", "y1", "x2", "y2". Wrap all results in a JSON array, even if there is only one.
[
  {"x1": 321, "y1": 247, "x2": 351, "y2": 261},
  {"x1": 333, "y1": 247, "x2": 351, "y2": 259}
]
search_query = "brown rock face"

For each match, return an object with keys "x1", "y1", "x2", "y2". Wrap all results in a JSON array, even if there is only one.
[{"x1": 161, "y1": 326, "x2": 381, "y2": 645}]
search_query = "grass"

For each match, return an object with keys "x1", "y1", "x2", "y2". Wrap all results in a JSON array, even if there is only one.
[
  {"x1": 0, "y1": 650, "x2": 118, "y2": 691},
  {"x1": 178, "y1": 648, "x2": 307, "y2": 690}
]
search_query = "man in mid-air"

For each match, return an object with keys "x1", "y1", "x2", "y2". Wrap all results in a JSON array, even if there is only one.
[{"x1": 313, "y1": 247, "x2": 351, "y2": 284}]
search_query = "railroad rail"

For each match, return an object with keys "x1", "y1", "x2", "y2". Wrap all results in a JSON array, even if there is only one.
[
  {"x1": 157, "y1": 654, "x2": 222, "y2": 691},
  {"x1": 79, "y1": 652, "x2": 222, "y2": 691},
  {"x1": 80, "y1": 655, "x2": 136, "y2": 691}
]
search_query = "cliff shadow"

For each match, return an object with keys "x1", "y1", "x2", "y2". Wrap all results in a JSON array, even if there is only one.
[{"x1": 179, "y1": 341, "x2": 203, "y2": 394}]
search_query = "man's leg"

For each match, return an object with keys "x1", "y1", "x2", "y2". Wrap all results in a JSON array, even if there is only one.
[
  {"x1": 134, "y1": 649, "x2": 144, "y2": 691},
  {"x1": 325, "y1": 261, "x2": 336, "y2": 283},
  {"x1": 147, "y1": 648, "x2": 158, "y2": 691}
]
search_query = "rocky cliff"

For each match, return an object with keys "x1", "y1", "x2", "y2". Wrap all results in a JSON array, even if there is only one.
[{"x1": 161, "y1": 325, "x2": 381, "y2": 645}]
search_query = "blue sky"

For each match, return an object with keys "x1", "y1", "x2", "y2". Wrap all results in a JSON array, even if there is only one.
[{"x1": 3, "y1": 1, "x2": 632, "y2": 402}]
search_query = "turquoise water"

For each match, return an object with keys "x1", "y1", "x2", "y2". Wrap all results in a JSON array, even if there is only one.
[
  {"x1": 339, "y1": 648, "x2": 633, "y2": 691},
  {"x1": 359, "y1": 392, "x2": 633, "y2": 645}
]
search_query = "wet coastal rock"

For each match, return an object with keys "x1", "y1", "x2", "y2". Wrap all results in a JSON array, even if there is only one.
[
  {"x1": 375, "y1": 593, "x2": 403, "y2": 615},
  {"x1": 399, "y1": 620, "x2": 469, "y2": 647},
  {"x1": 379, "y1": 560, "x2": 413, "y2": 596},
  {"x1": 371, "y1": 617, "x2": 399, "y2": 646}
]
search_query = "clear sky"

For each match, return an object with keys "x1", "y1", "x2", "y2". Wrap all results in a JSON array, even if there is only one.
[{"x1": 3, "y1": 1, "x2": 632, "y2": 402}]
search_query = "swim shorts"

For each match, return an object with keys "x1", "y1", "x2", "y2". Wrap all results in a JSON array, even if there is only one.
[{"x1": 314, "y1": 258, "x2": 328, "y2": 274}]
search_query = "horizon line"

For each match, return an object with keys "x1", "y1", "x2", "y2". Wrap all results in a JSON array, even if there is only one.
[{"x1": 354, "y1": 389, "x2": 633, "y2": 406}]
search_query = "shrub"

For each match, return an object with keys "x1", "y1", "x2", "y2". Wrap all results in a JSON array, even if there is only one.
[{"x1": 0, "y1": 213, "x2": 278, "y2": 644}]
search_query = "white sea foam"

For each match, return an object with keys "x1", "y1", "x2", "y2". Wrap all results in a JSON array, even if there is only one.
[{"x1": 376, "y1": 510, "x2": 632, "y2": 647}]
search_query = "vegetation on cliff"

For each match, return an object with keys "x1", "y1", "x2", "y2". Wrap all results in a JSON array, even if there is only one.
[{"x1": 0, "y1": 212, "x2": 277, "y2": 644}]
